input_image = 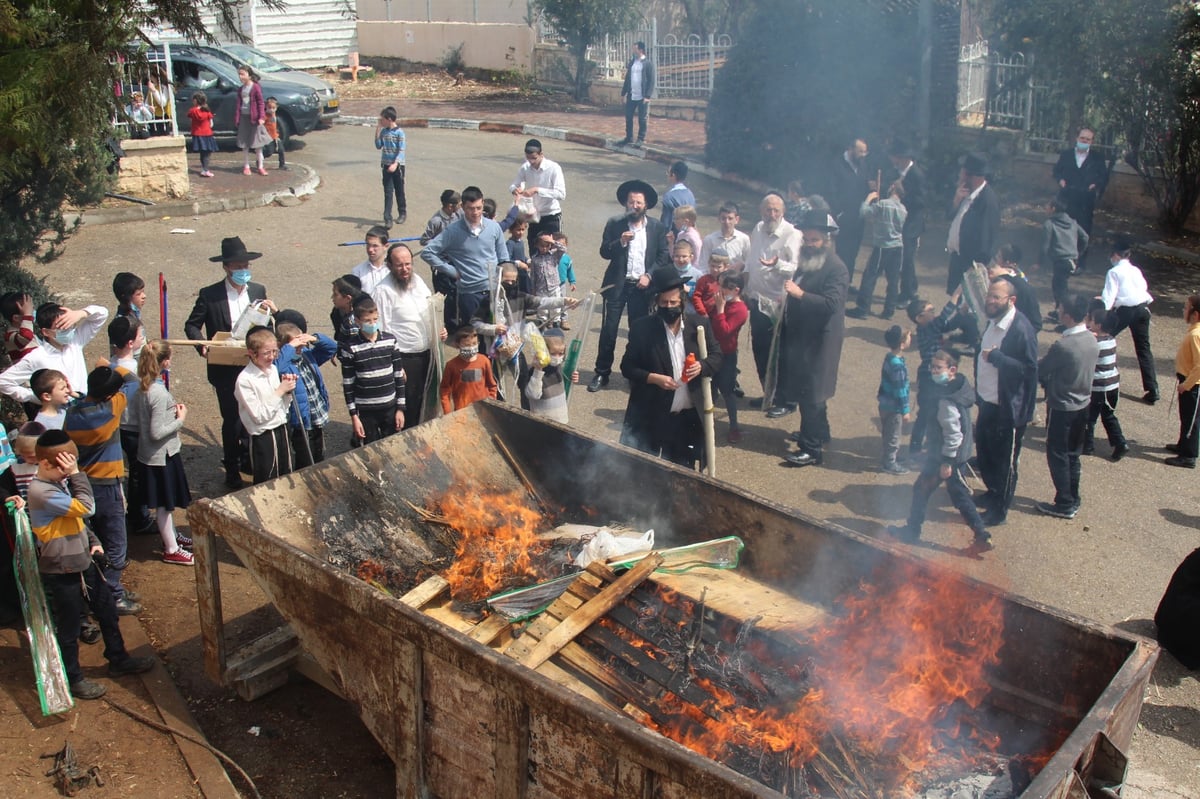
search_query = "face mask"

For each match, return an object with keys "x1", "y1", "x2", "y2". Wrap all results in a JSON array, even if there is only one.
[
  {"x1": 459, "y1": 346, "x2": 478, "y2": 360},
  {"x1": 53, "y1": 328, "x2": 76, "y2": 346},
  {"x1": 657, "y1": 305, "x2": 683, "y2": 324},
  {"x1": 722, "y1": 293, "x2": 736, "y2": 303},
  {"x1": 549, "y1": 355, "x2": 564, "y2": 367},
  {"x1": 359, "y1": 322, "x2": 379, "y2": 335},
  {"x1": 932, "y1": 371, "x2": 951, "y2": 385},
  {"x1": 230, "y1": 269, "x2": 252, "y2": 286},
  {"x1": 1076, "y1": 141, "x2": 1090, "y2": 152},
  {"x1": 503, "y1": 283, "x2": 518, "y2": 298}
]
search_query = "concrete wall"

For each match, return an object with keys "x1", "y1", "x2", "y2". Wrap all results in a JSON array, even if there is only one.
[
  {"x1": 357, "y1": 21, "x2": 535, "y2": 71},
  {"x1": 117, "y1": 136, "x2": 189, "y2": 199}
]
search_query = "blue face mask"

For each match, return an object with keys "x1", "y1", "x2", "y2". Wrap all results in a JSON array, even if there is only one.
[
  {"x1": 1076, "y1": 141, "x2": 1090, "y2": 152},
  {"x1": 359, "y1": 322, "x2": 379, "y2": 335},
  {"x1": 932, "y1": 371, "x2": 951, "y2": 385},
  {"x1": 230, "y1": 269, "x2": 252, "y2": 286},
  {"x1": 53, "y1": 328, "x2": 76, "y2": 346}
]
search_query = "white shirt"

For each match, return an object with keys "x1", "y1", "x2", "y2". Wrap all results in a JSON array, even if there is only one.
[
  {"x1": 630, "y1": 57, "x2": 645, "y2": 101},
  {"x1": 352, "y1": 260, "x2": 390, "y2": 296},
  {"x1": 744, "y1": 220, "x2": 801, "y2": 303},
  {"x1": 509, "y1": 157, "x2": 566, "y2": 218},
  {"x1": 977, "y1": 304, "x2": 1016, "y2": 404},
  {"x1": 373, "y1": 274, "x2": 433, "y2": 353},
  {"x1": 947, "y1": 181, "x2": 987, "y2": 255},
  {"x1": 665, "y1": 321, "x2": 693, "y2": 412},
  {"x1": 0, "y1": 305, "x2": 108, "y2": 404},
  {"x1": 625, "y1": 219, "x2": 649, "y2": 280},
  {"x1": 234, "y1": 360, "x2": 288, "y2": 436},
  {"x1": 1101, "y1": 258, "x2": 1154, "y2": 309},
  {"x1": 1075, "y1": 149, "x2": 1087, "y2": 169},
  {"x1": 699, "y1": 229, "x2": 751, "y2": 272},
  {"x1": 225, "y1": 281, "x2": 251, "y2": 332}
]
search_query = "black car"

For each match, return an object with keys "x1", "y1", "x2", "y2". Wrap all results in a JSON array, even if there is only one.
[
  {"x1": 166, "y1": 44, "x2": 322, "y2": 149},
  {"x1": 221, "y1": 43, "x2": 339, "y2": 124}
]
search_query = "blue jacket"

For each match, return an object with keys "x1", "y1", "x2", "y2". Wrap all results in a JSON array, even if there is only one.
[{"x1": 276, "y1": 333, "x2": 337, "y2": 429}]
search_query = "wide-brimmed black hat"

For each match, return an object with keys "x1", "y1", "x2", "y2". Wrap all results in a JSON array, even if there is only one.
[
  {"x1": 209, "y1": 236, "x2": 263, "y2": 263},
  {"x1": 888, "y1": 139, "x2": 914, "y2": 158},
  {"x1": 86, "y1": 366, "x2": 126, "y2": 400},
  {"x1": 795, "y1": 209, "x2": 840, "y2": 233},
  {"x1": 1111, "y1": 234, "x2": 1134, "y2": 254},
  {"x1": 959, "y1": 152, "x2": 990, "y2": 178},
  {"x1": 649, "y1": 267, "x2": 686, "y2": 294},
  {"x1": 617, "y1": 179, "x2": 658, "y2": 209}
]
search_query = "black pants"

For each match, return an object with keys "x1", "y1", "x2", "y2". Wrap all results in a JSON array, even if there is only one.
[
  {"x1": 652, "y1": 409, "x2": 703, "y2": 470},
  {"x1": 713, "y1": 349, "x2": 740, "y2": 430},
  {"x1": 527, "y1": 213, "x2": 561, "y2": 253},
  {"x1": 249, "y1": 424, "x2": 293, "y2": 484},
  {"x1": 1045, "y1": 406, "x2": 1087, "y2": 509},
  {"x1": 1176, "y1": 376, "x2": 1200, "y2": 459},
  {"x1": 399, "y1": 350, "x2": 431, "y2": 428},
  {"x1": 907, "y1": 461, "x2": 986, "y2": 535},
  {"x1": 795, "y1": 393, "x2": 830, "y2": 456},
  {"x1": 836, "y1": 223, "x2": 864, "y2": 284},
  {"x1": 595, "y1": 280, "x2": 650, "y2": 376},
  {"x1": 1085, "y1": 389, "x2": 1125, "y2": 450},
  {"x1": 289, "y1": 424, "x2": 325, "y2": 468},
  {"x1": 748, "y1": 303, "x2": 775, "y2": 386},
  {"x1": 1050, "y1": 257, "x2": 1075, "y2": 309},
  {"x1": 947, "y1": 252, "x2": 973, "y2": 295},
  {"x1": 44, "y1": 566, "x2": 129, "y2": 684},
  {"x1": 624, "y1": 98, "x2": 648, "y2": 142},
  {"x1": 210, "y1": 366, "x2": 245, "y2": 483},
  {"x1": 119, "y1": 428, "x2": 151, "y2": 525},
  {"x1": 909, "y1": 369, "x2": 936, "y2": 454},
  {"x1": 856, "y1": 246, "x2": 903, "y2": 315},
  {"x1": 359, "y1": 404, "x2": 399, "y2": 444},
  {"x1": 975, "y1": 400, "x2": 1026, "y2": 519},
  {"x1": 900, "y1": 231, "x2": 921, "y2": 300},
  {"x1": 1105, "y1": 303, "x2": 1158, "y2": 397},
  {"x1": 381, "y1": 164, "x2": 406, "y2": 225},
  {"x1": 445, "y1": 288, "x2": 490, "y2": 333}
]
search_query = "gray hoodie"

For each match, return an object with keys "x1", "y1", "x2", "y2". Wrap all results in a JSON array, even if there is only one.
[{"x1": 1042, "y1": 211, "x2": 1089, "y2": 263}]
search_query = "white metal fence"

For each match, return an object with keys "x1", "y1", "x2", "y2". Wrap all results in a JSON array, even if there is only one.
[{"x1": 113, "y1": 44, "x2": 179, "y2": 138}]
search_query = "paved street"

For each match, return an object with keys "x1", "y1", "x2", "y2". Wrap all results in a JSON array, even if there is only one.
[{"x1": 37, "y1": 122, "x2": 1200, "y2": 796}]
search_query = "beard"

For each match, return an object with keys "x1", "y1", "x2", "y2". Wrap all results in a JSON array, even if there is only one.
[
  {"x1": 626, "y1": 207, "x2": 646, "y2": 223},
  {"x1": 762, "y1": 218, "x2": 780, "y2": 235},
  {"x1": 797, "y1": 247, "x2": 827, "y2": 273},
  {"x1": 392, "y1": 272, "x2": 413, "y2": 290}
]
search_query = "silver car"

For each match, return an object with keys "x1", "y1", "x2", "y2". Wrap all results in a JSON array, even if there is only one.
[{"x1": 221, "y1": 43, "x2": 340, "y2": 124}]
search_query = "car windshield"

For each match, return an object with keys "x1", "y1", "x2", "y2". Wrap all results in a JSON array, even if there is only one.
[{"x1": 225, "y1": 46, "x2": 286, "y2": 73}]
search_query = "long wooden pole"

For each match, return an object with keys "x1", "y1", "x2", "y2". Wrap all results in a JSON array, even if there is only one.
[{"x1": 696, "y1": 325, "x2": 716, "y2": 478}]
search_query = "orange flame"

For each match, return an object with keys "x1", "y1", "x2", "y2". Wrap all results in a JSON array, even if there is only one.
[{"x1": 437, "y1": 488, "x2": 548, "y2": 602}]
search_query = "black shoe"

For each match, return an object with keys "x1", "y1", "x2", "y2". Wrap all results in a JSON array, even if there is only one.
[
  {"x1": 783, "y1": 450, "x2": 822, "y2": 467},
  {"x1": 383, "y1": 219, "x2": 392, "y2": 230},
  {"x1": 1165, "y1": 455, "x2": 1197, "y2": 469},
  {"x1": 845, "y1": 307, "x2": 870, "y2": 320},
  {"x1": 1142, "y1": 392, "x2": 1159, "y2": 405},
  {"x1": 224, "y1": 474, "x2": 245, "y2": 490},
  {"x1": 980, "y1": 510, "x2": 1007, "y2": 527},
  {"x1": 732, "y1": 382, "x2": 745, "y2": 398},
  {"x1": 1081, "y1": 446, "x2": 1095, "y2": 456},
  {"x1": 128, "y1": 517, "x2": 158, "y2": 535},
  {"x1": 634, "y1": 140, "x2": 645, "y2": 148},
  {"x1": 1036, "y1": 501, "x2": 1079, "y2": 519},
  {"x1": 70, "y1": 678, "x2": 107, "y2": 700},
  {"x1": 886, "y1": 524, "x2": 920, "y2": 542},
  {"x1": 748, "y1": 397, "x2": 764, "y2": 409},
  {"x1": 1111, "y1": 443, "x2": 1130, "y2": 462},
  {"x1": 615, "y1": 138, "x2": 631, "y2": 147},
  {"x1": 109, "y1": 655, "x2": 156, "y2": 677},
  {"x1": 397, "y1": 212, "x2": 407, "y2": 224},
  {"x1": 114, "y1": 597, "x2": 143, "y2": 616},
  {"x1": 79, "y1": 621, "x2": 101, "y2": 645},
  {"x1": 880, "y1": 309, "x2": 895, "y2": 320},
  {"x1": 587, "y1": 374, "x2": 608, "y2": 393},
  {"x1": 765, "y1": 404, "x2": 797, "y2": 419},
  {"x1": 970, "y1": 532, "x2": 994, "y2": 553},
  {"x1": 1166, "y1": 443, "x2": 1182, "y2": 454}
]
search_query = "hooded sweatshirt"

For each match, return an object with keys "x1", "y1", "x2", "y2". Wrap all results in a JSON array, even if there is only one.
[
  {"x1": 1041, "y1": 211, "x2": 1089, "y2": 262},
  {"x1": 930, "y1": 373, "x2": 976, "y2": 467}
]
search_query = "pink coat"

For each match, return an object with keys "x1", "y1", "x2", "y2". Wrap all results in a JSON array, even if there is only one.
[{"x1": 234, "y1": 81, "x2": 265, "y2": 126}]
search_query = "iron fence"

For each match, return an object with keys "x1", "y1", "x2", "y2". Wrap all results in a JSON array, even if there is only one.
[{"x1": 113, "y1": 43, "x2": 179, "y2": 138}]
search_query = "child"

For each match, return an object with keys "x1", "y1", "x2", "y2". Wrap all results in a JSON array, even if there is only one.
[
  {"x1": 529, "y1": 231, "x2": 563, "y2": 302},
  {"x1": 31, "y1": 368, "x2": 72, "y2": 430},
  {"x1": 671, "y1": 205, "x2": 704, "y2": 273},
  {"x1": 523, "y1": 329, "x2": 579, "y2": 423},
  {"x1": 1084, "y1": 305, "x2": 1128, "y2": 460},
  {"x1": 112, "y1": 272, "x2": 147, "y2": 322},
  {"x1": 234, "y1": 326, "x2": 297, "y2": 484},
  {"x1": 440, "y1": 327, "x2": 497, "y2": 414},
  {"x1": 877, "y1": 325, "x2": 912, "y2": 473},
  {"x1": 888, "y1": 351, "x2": 991, "y2": 552},
  {"x1": 64, "y1": 366, "x2": 141, "y2": 614},
  {"x1": 0, "y1": 301, "x2": 108, "y2": 418},
  {"x1": 1041, "y1": 195, "x2": 1089, "y2": 317},
  {"x1": 28, "y1": 429, "x2": 155, "y2": 699},
  {"x1": 712, "y1": 273, "x2": 749, "y2": 443},
  {"x1": 235, "y1": 66, "x2": 269, "y2": 176},
  {"x1": 375, "y1": 106, "x2": 406, "y2": 228},
  {"x1": 848, "y1": 182, "x2": 908, "y2": 320},
  {"x1": 422, "y1": 189, "x2": 462, "y2": 245},
  {"x1": 127, "y1": 91, "x2": 153, "y2": 130},
  {"x1": 691, "y1": 252, "x2": 733, "y2": 317},
  {"x1": 330, "y1": 275, "x2": 364, "y2": 347},
  {"x1": 905, "y1": 288, "x2": 963, "y2": 461},
  {"x1": 187, "y1": 91, "x2": 216, "y2": 178},
  {"x1": 1, "y1": 292, "x2": 36, "y2": 363},
  {"x1": 108, "y1": 316, "x2": 154, "y2": 535},
  {"x1": 0, "y1": 425, "x2": 21, "y2": 626},
  {"x1": 505, "y1": 219, "x2": 532, "y2": 295},
  {"x1": 275, "y1": 315, "x2": 337, "y2": 467},
  {"x1": 11, "y1": 422, "x2": 45, "y2": 501},
  {"x1": 264, "y1": 97, "x2": 286, "y2": 171},
  {"x1": 340, "y1": 299, "x2": 406, "y2": 444},
  {"x1": 553, "y1": 232, "x2": 577, "y2": 329},
  {"x1": 131, "y1": 341, "x2": 193, "y2": 565},
  {"x1": 671, "y1": 240, "x2": 703, "y2": 295}
]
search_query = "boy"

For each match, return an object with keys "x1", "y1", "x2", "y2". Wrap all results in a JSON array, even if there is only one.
[
  {"x1": 1084, "y1": 305, "x2": 1128, "y2": 460},
  {"x1": 877, "y1": 325, "x2": 912, "y2": 474},
  {"x1": 529, "y1": 231, "x2": 563, "y2": 302},
  {"x1": 421, "y1": 189, "x2": 461, "y2": 246},
  {"x1": 264, "y1": 97, "x2": 286, "y2": 171},
  {"x1": 108, "y1": 316, "x2": 155, "y2": 534},
  {"x1": 1041, "y1": 196, "x2": 1089, "y2": 317},
  {"x1": 64, "y1": 366, "x2": 141, "y2": 614},
  {"x1": 523, "y1": 329, "x2": 579, "y2": 423},
  {"x1": 505, "y1": 219, "x2": 532, "y2": 295},
  {"x1": 671, "y1": 205, "x2": 704, "y2": 273},
  {"x1": 31, "y1": 369, "x2": 72, "y2": 430},
  {"x1": 988, "y1": 245, "x2": 1042, "y2": 331},
  {"x1": 112, "y1": 272, "x2": 147, "y2": 321},
  {"x1": 351, "y1": 226, "x2": 391, "y2": 295},
  {"x1": 2, "y1": 291, "x2": 36, "y2": 363},
  {"x1": 340, "y1": 299, "x2": 406, "y2": 444},
  {"x1": 905, "y1": 288, "x2": 963, "y2": 461},
  {"x1": 11, "y1": 421, "x2": 45, "y2": 501},
  {"x1": 440, "y1": 327, "x2": 497, "y2": 413},
  {"x1": 274, "y1": 314, "x2": 337, "y2": 467},
  {"x1": 553, "y1": 231, "x2": 577, "y2": 329},
  {"x1": 234, "y1": 326, "x2": 298, "y2": 484},
  {"x1": 28, "y1": 430, "x2": 154, "y2": 700},
  {"x1": 848, "y1": 182, "x2": 908, "y2": 320},
  {"x1": 331, "y1": 274, "x2": 364, "y2": 347},
  {"x1": 692, "y1": 252, "x2": 732, "y2": 317},
  {"x1": 671, "y1": 240, "x2": 703, "y2": 295},
  {"x1": 888, "y1": 351, "x2": 991, "y2": 552},
  {"x1": 0, "y1": 301, "x2": 108, "y2": 417},
  {"x1": 712, "y1": 273, "x2": 749, "y2": 443},
  {"x1": 660, "y1": 161, "x2": 695, "y2": 231},
  {"x1": 374, "y1": 106, "x2": 406, "y2": 228},
  {"x1": 1101, "y1": 235, "x2": 1159, "y2": 404}
]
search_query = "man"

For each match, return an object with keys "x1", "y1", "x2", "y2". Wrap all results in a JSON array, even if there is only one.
[
  {"x1": 619, "y1": 268, "x2": 720, "y2": 469},
  {"x1": 988, "y1": 247, "x2": 1042, "y2": 332},
  {"x1": 1101, "y1": 235, "x2": 1159, "y2": 404},
  {"x1": 779, "y1": 211, "x2": 849, "y2": 467},
  {"x1": 742, "y1": 192, "x2": 802, "y2": 410},
  {"x1": 887, "y1": 140, "x2": 928, "y2": 303},
  {"x1": 617, "y1": 41, "x2": 655, "y2": 147},
  {"x1": 509, "y1": 139, "x2": 566, "y2": 248},
  {"x1": 974, "y1": 277, "x2": 1039, "y2": 526},
  {"x1": 421, "y1": 186, "x2": 510, "y2": 332},
  {"x1": 946, "y1": 152, "x2": 1001, "y2": 295},
  {"x1": 1053, "y1": 126, "x2": 1108, "y2": 236},
  {"x1": 589, "y1": 179, "x2": 672, "y2": 392},
  {"x1": 699, "y1": 202, "x2": 751, "y2": 271},
  {"x1": 660, "y1": 161, "x2": 695, "y2": 231},
  {"x1": 373, "y1": 243, "x2": 440, "y2": 428},
  {"x1": 351, "y1": 225, "x2": 392, "y2": 296},
  {"x1": 1036, "y1": 293, "x2": 1100, "y2": 519},
  {"x1": 184, "y1": 236, "x2": 276, "y2": 489},
  {"x1": 1166, "y1": 294, "x2": 1200, "y2": 468},
  {"x1": 826, "y1": 137, "x2": 871, "y2": 283}
]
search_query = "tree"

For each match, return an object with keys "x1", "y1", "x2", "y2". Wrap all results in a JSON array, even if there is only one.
[
  {"x1": 534, "y1": 0, "x2": 642, "y2": 102},
  {"x1": 676, "y1": 0, "x2": 757, "y2": 40},
  {"x1": 0, "y1": 0, "x2": 269, "y2": 279}
]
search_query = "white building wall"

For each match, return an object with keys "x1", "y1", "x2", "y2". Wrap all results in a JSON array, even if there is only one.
[{"x1": 198, "y1": 0, "x2": 358, "y2": 69}]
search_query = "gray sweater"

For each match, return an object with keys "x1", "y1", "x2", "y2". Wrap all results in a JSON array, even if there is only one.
[
  {"x1": 1039, "y1": 326, "x2": 1100, "y2": 411},
  {"x1": 132, "y1": 381, "x2": 184, "y2": 465},
  {"x1": 1041, "y1": 211, "x2": 1089, "y2": 263}
]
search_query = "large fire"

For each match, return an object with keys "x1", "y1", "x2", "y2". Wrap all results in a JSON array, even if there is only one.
[{"x1": 437, "y1": 487, "x2": 548, "y2": 602}]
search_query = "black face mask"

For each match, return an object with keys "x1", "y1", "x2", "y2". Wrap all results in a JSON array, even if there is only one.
[
  {"x1": 503, "y1": 283, "x2": 518, "y2": 298},
  {"x1": 657, "y1": 305, "x2": 683, "y2": 324}
]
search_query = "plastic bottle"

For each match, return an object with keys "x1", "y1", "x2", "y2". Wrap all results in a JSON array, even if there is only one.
[{"x1": 681, "y1": 352, "x2": 698, "y2": 382}]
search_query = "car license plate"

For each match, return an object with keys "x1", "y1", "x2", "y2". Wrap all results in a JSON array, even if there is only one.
[{"x1": 328, "y1": 99, "x2": 339, "y2": 108}]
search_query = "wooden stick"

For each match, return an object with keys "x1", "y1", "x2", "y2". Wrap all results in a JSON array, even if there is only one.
[
  {"x1": 161, "y1": 338, "x2": 243, "y2": 347},
  {"x1": 399, "y1": 575, "x2": 450, "y2": 609},
  {"x1": 492, "y1": 434, "x2": 546, "y2": 511},
  {"x1": 467, "y1": 613, "x2": 511, "y2": 644},
  {"x1": 520, "y1": 554, "x2": 663, "y2": 670}
]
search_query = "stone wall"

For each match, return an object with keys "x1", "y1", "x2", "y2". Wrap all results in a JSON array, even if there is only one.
[{"x1": 117, "y1": 136, "x2": 190, "y2": 200}]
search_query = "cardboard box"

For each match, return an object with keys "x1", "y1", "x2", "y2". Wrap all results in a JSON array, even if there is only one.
[{"x1": 206, "y1": 332, "x2": 249, "y2": 367}]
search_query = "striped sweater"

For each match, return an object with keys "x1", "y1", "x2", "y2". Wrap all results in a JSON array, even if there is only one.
[
  {"x1": 1092, "y1": 334, "x2": 1119, "y2": 393},
  {"x1": 340, "y1": 332, "x2": 406, "y2": 416},
  {"x1": 63, "y1": 369, "x2": 136, "y2": 484},
  {"x1": 28, "y1": 472, "x2": 97, "y2": 574}
]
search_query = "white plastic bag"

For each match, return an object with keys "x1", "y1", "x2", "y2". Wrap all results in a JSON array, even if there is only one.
[
  {"x1": 573, "y1": 528, "x2": 654, "y2": 568},
  {"x1": 231, "y1": 300, "x2": 273, "y2": 339},
  {"x1": 517, "y1": 192, "x2": 540, "y2": 223}
]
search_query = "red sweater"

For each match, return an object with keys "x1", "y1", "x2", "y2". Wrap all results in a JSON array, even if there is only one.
[
  {"x1": 439, "y1": 354, "x2": 498, "y2": 413},
  {"x1": 188, "y1": 106, "x2": 214, "y2": 137},
  {"x1": 710, "y1": 299, "x2": 748, "y2": 355},
  {"x1": 691, "y1": 274, "x2": 720, "y2": 316}
]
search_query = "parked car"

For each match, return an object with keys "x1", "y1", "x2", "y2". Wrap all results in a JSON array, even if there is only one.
[
  {"x1": 165, "y1": 44, "x2": 322, "y2": 149},
  {"x1": 221, "y1": 43, "x2": 340, "y2": 124}
]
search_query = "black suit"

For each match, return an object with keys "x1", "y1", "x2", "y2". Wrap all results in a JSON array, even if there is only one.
[
  {"x1": 890, "y1": 161, "x2": 928, "y2": 299},
  {"x1": 619, "y1": 314, "x2": 720, "y2": 469},
  {"x1": 184, "y1": 279, "x2": 268, "y2": 483},
  {"x1": 947, "y1": 183, "x2": 1001, "y2": 294},
  {"x1": 826, "y1": 155, "x2": 871, "y2": 281},
  {"x1": 1052, "y1": 148, "x2": 1108, "y2": 234},
  {"x1": 594, "y1": 214, "x2": 672, "y2": 377}
]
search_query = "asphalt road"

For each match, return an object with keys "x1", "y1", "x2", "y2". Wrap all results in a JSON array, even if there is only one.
[{"x1": 40, "y1": 123, "x2": 1200, "y2": 797}]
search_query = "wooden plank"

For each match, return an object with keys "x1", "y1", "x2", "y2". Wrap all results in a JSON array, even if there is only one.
[
  {"x1": 652, "y1": 568, "x2": 830, "y2": 632},
  {"x1": 224, "y1": 625, "x2": 298, "y2": 679},
  {"x1": 468, "y1": 613, "x2": 511, "y2": 644},
  {"x1": 191, "y1": 524, "x2": 226, "y2": 685},
  {"x1": 400, "y1": 575, "x2": 450, "y2": 608},
  {"x1": 393, "y1": 639, "x2": 426, "y2": 799},
  {"x1": 520, "y1": 555, "x2": 664, "y2": 670}
]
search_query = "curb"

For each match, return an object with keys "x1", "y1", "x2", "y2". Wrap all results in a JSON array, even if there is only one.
[{"x1": 71, "y1": 163, "x2": 321, "y2": 226}]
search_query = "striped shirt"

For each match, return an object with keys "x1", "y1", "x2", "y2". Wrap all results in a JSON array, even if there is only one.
[
  {"x1": 375, "y1": 125, "x2": 406, "y2": 167},
  {"x1": 28, "y1": 473, "x2": 96, "y2": 574},
  {"x1": 64, "y1": 391, "x2": 128, "y2": 484},
  {"x1": 1092, "y1": 334, "x2": 1119, "y2": 393},
  {"x1": 340, "y1": 332, "x2": 406, "y2": 416}
]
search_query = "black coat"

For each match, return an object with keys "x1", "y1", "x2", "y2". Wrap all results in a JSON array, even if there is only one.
[
  {"x1": 184, "y1": 279, "x2": 268, "y2": 382},
  {"x1": 890, "y1": 161, "x2": 928, "y2": 238},
  {"x1": 955, "y1": 184, "x2": 1001, "y2": 266},
  {"x1": 782, "y1": 251, "x2": 849, "y2": 403},
  {"x1": 600, "y1": 214, "x2": 672, "y2": 298},
  {"x1": 978, "y1": 309, "x2": 1039, "y2": 426},
  {"x1": 826, "y1": 155, "x2": 870, "y2": 235},
  {"x1": 619, "y1": 314, "x2": 720, "y2": 453},
  {"x1": 1052, "y1": 148, "x2": 1108, "y2": 198}
]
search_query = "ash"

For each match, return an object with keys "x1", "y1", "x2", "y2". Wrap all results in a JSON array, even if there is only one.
[{"x1": 916, "y1": 769, "x2": 1014, "y2": 799}]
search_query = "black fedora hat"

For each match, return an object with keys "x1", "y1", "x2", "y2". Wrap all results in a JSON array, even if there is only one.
[
  {"x1": 616, "y1": 179, "x2": 658, "y2": 209},
  {"x1": 959, "y1": 152, "x2": 990, "y2": 178},
  {"x1": 209, "y1": 236, "x2": 263, "y2": 263},
  {"x1": 649, "y1": 267, "x2": 686, "y2": 294},
  {"x1": 888, "y1": 138, "x2": 914, "y2": 158},
  {"x1": 795, "y1": 209, "x2": 840, "y2": 233}
]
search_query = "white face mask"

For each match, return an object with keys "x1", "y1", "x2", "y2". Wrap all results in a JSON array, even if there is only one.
[
  {"x1": 549, "y1": 355, "x2": 564, "y2": 367},
  {"x1": 459, "y1": 346, "x2": 478, "y2": 360}
]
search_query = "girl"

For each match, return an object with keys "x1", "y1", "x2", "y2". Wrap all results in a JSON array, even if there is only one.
[
  {"x1": 187, "y1": 91, "x2": 217, "y2": 178},
  {"x1": 131, "y1": 341, "x2": 193, "y2": 565},
  {"x1": 234, "y1": 66, "x2": 270, "y2": 176}
]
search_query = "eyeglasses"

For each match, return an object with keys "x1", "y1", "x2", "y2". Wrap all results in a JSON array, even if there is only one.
[{"x1": 257, "y1": 349, "x2": 279, "y2": 358}]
